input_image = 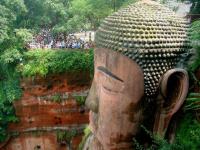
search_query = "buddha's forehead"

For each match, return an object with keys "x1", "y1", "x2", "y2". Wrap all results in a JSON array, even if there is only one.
[
  {"x1": 94, "y1": 48, "x2": 143, "y2": 79},
  {"x1": 94, "y1": 0, "x2": 190, "y2": 98}
]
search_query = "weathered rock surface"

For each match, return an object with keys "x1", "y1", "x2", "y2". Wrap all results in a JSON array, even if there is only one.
[{"x1": 2, "y1": 72, "x2": 91, "y2": 150}]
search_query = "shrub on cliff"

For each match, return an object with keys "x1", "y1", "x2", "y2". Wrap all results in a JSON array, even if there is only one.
[
  {"x1": 0, "y1": 48, "x2": 94, "y2": 143},
  {"x1": 188, "y1": 20, "x2": 200, "y2": 72},
  {"x1": 18, "y1": 49, "x2": 94, "y2": 77}
]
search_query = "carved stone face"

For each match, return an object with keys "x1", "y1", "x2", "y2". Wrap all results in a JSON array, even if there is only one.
[
  {"x1": 86, "y1": 48, "x2": 144, "y2": 149},
  {"x1": 84, "y1": 48, "x2": 189, "y2": 150},
  {"x1": 83, "y1": 1, "x2": 190, "y2": 149}
]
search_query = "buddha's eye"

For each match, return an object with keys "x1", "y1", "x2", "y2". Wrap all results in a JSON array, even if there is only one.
[
  {"x1": 97, "y1": 66, "x2": 124, "y2": 93},
  {"x1": 97, "y1": 66, "x2": 123, "y2": 82},
  {"x1": 102, "y1": 85, "x2": 119, "y2": 94}
]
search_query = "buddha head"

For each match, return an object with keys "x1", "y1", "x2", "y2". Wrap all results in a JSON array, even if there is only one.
[{"x1": 84, "y1": 0, "x2": 190, "y2": 149}]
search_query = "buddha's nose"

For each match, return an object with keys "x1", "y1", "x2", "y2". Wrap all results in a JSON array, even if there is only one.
[{"x1": 85, "y1": 81, "x2": 99, "y2": 113}]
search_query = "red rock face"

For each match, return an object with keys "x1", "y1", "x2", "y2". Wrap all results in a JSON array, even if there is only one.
[
  {"x1": 4, "y1": 133, "x2": 84, "y2": 150},
  {"x1": 2, "y1": 72, "x2": 91, "y2": 150}
]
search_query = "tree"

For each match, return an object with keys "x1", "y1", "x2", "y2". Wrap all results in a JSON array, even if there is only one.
[
  {"x1": 69, "y1": 0, "x2": 137, "y2": 30},
  {"x1": 0, "y1": 0, "x2": 31, "y2": 142},
  {"x1": 189, "y1": 0, "x2": 200, "y2": 14}
]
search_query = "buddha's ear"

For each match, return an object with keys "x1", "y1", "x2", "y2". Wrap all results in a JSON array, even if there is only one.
[{"x1": 153, "y1": 68, "x2": 189, "y2": 138}]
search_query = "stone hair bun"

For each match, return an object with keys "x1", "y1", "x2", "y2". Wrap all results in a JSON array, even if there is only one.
[{"x1": 95, "y1": 0, "x2": 190, "y2": 99}]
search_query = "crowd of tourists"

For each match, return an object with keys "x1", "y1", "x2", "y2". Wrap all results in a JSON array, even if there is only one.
[
  {"x1": 54, "y1": 34, "x2": 93, "y2": 49},
  {"x1": 28, "y1": 29, "x2": 94, "y2": 50}
]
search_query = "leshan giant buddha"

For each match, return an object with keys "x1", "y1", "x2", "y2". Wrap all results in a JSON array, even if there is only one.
[{"x1": 83, "y1": 0, "x2": 190, "y2": 149}]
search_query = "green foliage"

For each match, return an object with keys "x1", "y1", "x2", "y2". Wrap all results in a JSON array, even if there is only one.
[
  {"x1": 75, "y1": 96, "x2": 87, "y2": 106},
  {"x1": 152, "y1": 137, "x2": 182, "y2": 150},
  {"x1": 1, "y1": 49, "x2": 22, "y2": 65},
  {"x1": 134, "y1": 115, "x2": 200, "y2": 150},
  {"x1": 0, "y1": 65, "x2": 21, "y2": 142},
  {"x1": 70, "y1": 0, "x2": 138, "y2": 30},
  {"x1": 0, "y1": 0, "x2": 27, "y2": 44},
  {"x1": 188, "y1": 0, "x2": 200, "y2": 14},
  {"x1": 52, "y1": 93, "x2": 62, "y2": 103},
  {"x1": 78, "y1": 126, "x2": 91, "y2": 150},
  {"x1": 184, "y1": 93, "x2": 200, "y2": 111},
  {"x1": 19, "y1": 0, "x2": 69, "y2": 30},
  {"x1": 0, "y1": 48, "x2": 94, "y2": 143},
  {"x1": 188, "y1": 20, "x2": 200, "y2": 72},
  {"x1": 19, "y1": 49, "x2": 94, "y2": 77},
  {"x1": 133, "y1": 125, "x2": 181, "y2": 150},
  {"x1": 0, "y1": 5, "x2": 11, "y2": 43},
  {"x1": 175, "y1": 113, "x2": 200, "y2": 150},
  {"x1": 57, "y1": 129, "x2": 77, "y2": 143},
  {"x1": 0, "y1": 0, "x2": 28, "y2": 143},
  {"x1": 160, "y1": 0, "x2": 200, "y2": 14},
  {"x1": 1, "y1": 0, "x2": 139, "y2": 39},
  {"x1": 134, "y1": 137, "x2": 180, "y2": 150},
  {"x1": 15, "y1": 29, "x2": 33, "y2": 46},
  {"x1": 190, "y1": 20, "x2": 200, "y2": 43},
  {"x1": 0, "y1": 1, "x2": 29, "y2": 141}
]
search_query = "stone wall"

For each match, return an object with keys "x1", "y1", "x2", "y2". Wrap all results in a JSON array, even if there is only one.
[{"x1": 2, "y1": 72, "x2": 91, "y2": 150}]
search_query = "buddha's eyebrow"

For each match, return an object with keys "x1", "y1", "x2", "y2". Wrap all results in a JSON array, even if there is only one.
[{"x1": 97, "y1": 66, "x2": 124, "y2": 82}]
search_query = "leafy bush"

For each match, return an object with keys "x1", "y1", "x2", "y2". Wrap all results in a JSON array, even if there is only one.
[
  {"x1": 0, "y1": 27, "x2": 31, "y2": 143},
  {"x1": 184, "y1": 93, "x2": 200, "y2": 111},
  {"x1": 133, "y1": 125, "x2": 182, "y2": 150},
  {"x1": 52, "y1": 93, "x2": 62, "y2": 103},
  {"x1": 177, "y1": 19, "x2": 200, "y2": 149},
  {"x1": 78, "y1": 126, "x2": 91, "y2": 150},
  {"x1": 0, "y1": 48, "x2": 22, "y2": 65},
  {"x1": 153, "y1": 113, "x2": 200, "y2": 150},
  {"x1": 19, "y1": 49, "x2": 94, "y2": 77},
  {"x1": 0, "y1": 66, "x2": 21, "y2": 142},
  {"x1": 75, "y1": 96, "x2": 87, "y2": 106},
  {"x1": 14, "y1": 29, "x2": 33, "y2": 48},
  {"x1": 188, "y1": 20, "x2": 200, "y2": 72},
  {"x1": 175, "y1": 113, "x2": 200, "y2": 150},
  {"x1": 57, "y1": 129, "x2": 77, "y2": 143}
]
